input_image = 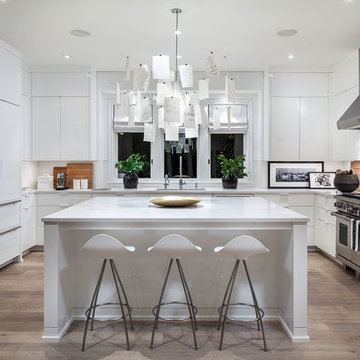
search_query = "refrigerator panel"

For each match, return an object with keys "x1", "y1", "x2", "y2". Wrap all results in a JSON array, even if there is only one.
[{"x1": 0, "y1": 100, "x2": 20, "y2": 203}]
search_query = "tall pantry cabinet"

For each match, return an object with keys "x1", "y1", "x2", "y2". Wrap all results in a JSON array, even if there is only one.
[{"x1": 0, "y1": 39, "x2": 22, "y2": 266}]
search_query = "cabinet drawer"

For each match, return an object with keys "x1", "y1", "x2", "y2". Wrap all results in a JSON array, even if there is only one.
[
  {"x1": 288, "y1": 194, "x2": 314, "y2": 206},
  {"x1": 37, "y1": 205, "x2": 63, "y2": 226},
  {"x1": 317, "y1": 207, "x2": 336, "y2": 225},
  {"x1": 0, "y1": 202, "x2": 20, "y2": 231},
  {"x1": 37, "y1": 193, "x2": 91, "y2": 206},
  {"x1": 256, "y1": 195, "x2": 281, "y2": 204},
  {"x1": 288, "y1": 206, "x2": 313, "y2": 225},
  {"x1": 0, "y1": 228, "x2": 20, "y2": 265},
  {"x1": 21, "y1": 193, "x2": 35, "y2": 208}
]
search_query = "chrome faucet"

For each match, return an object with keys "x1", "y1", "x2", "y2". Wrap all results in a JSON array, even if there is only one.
[
  {"x1": 164, "y1": 174, "x2": 170, "y2": 189},
  {"x1": 179, "y1": 155, "x2": 186, "y2": 189}
]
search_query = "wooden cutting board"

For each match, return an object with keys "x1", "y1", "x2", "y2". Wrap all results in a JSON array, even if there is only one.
[
  {"x1": 351, "y1": 161, "x2": 360, "y2": 192},
  {"x1": 67, "y1": 163, "x2": 93, "y2": 189}
]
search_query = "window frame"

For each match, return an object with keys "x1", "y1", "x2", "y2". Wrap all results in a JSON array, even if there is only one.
[{"x1": 106, "y1": 90, "x2": 261, "y2": 187}]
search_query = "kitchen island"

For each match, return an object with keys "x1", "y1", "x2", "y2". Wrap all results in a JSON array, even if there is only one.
[{"x1": 42, "y1": 196, "x2": 309, "y2": 343}]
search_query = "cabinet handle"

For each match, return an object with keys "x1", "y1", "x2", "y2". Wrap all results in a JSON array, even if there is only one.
[{"x1": 0, "y1": 225, "x2": 21, "y2": 236}]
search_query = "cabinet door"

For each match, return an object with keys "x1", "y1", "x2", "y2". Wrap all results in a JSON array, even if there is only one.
[
  {"x1": 299, "y1": 98, "x2": 329, "y2": 160},
  {"x1": 22, "y1": 94, "x2": 30, "y2": 160},
  {"x1": 0, "y1": 45, "x2": 21, "y2": 105},
  {"x1": 32, "y1": 97, "x2": 61, "y2": 160},
  {"x1": 270, "y1": 97, "x2": 299, "y2": 160},
  {"x1": 60, "y1": 97, "x2": 89, "y2": 160},
  {"x1": 21, "y1": 206, "x2": 35, "y2": 252},
  {"x1": 0, "y1": 101, "x2": 21, "y2": 203}
]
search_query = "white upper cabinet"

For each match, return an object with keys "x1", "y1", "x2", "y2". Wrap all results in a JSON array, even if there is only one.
[
  {"x1": 270, "y1": 97, "x2": 300, "y2": 160},
  {"x1": 21, "y1": 70, "x2": 31, "y2": 160},
  {"x1": 60, "y1": 97, "x2": 89, "y2": 160},
  {"x1": 32, "y1": 72, "x2": 90, "y2": 96},
  {"x1": 0, "y1": 43, "x2": 21, "y2": 106},
  {"x1": 32, "y1": 97, "x2": 61, "y2": 160},
  {"x1": 332, "y1": 51, "x2": 359, "y2": 96},
  {"x1": 270, "y1": 73, "x2": 329, "y2": 97},
  {"x1": 299, "y1": 98, "x2": 329, "y2": 160}
]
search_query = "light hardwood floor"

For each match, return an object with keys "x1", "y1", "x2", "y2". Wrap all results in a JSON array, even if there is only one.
[{"x1": 0, "y1": 252, "x2": 360, "y2": 359}]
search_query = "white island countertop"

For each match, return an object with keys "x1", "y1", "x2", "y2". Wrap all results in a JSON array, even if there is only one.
[{"x1": 42, "y1": 196, "x2": 309, "y2": 224}]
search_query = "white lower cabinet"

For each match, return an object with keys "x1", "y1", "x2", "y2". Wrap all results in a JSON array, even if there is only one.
[
  {"x1": 314, "y1": 194, "x2": 336, "y2": 257},
  {"x1": 21, "y1": 193, "x2": 36, "y2": 252},
  {"x1": 0, "y1": 228, "x2": 20, "y2": 265},
  {"x1": 36, "y1": 193, "x2": 91, "y2": 245}
]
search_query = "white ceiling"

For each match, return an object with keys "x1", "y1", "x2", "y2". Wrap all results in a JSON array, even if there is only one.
[{"x1": 0, "y1": 0, "x2": 359, "y2": 70}]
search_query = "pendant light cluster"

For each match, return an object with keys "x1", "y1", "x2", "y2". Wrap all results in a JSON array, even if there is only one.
[{"x1": 114, "y1": 8, "x2": 237, "y2": 143}]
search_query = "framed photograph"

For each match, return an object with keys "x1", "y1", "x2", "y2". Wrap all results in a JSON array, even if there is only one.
[
  {"x1": 309, "y1": 172, "x2": 335, "y2": 189},
  {"x1": 268, "y1": 161, "x2": 324, "y2": 189}
]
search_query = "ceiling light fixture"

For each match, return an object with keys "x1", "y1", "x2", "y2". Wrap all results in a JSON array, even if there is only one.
[
  {"x1": 63, "y1": 54, "x2": 71, "y2": 59},
  {"x1": 69, "y1": 29, "x2": 91, "y2": 37},
  {"x1": 288, "y1": 53, "x2": 295, "y2": 60},
  {"x1": 277, "y1": 29, "x2": 298, "y2": 37}
]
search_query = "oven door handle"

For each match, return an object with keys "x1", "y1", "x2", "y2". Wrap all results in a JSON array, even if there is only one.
[
  {"x1": 356, "y1": 220, "x2": 360, "y2": 252},
  {"x1": 350, "y1": 219, "x2": 354, "y2": 250},
  {"x1": 331, "y1": 212, "x2": 353, "y2": 222}
]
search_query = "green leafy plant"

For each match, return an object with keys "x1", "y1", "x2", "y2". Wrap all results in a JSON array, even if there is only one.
[
  {"x1": 217, "y1": 154, "x2": 248, "y2": 178},
  {"x1": 115, "y1": 153, "x2": 145, "y2": 175}
]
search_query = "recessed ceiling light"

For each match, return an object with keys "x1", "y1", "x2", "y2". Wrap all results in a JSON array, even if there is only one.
[
  {"x1": 176, "y1": 55, "x2": 182, "y2": 59},
  {"x1": 63, "y1": 54, "x2": 71, "y2": 59},
  {"x1": 343, "y1": 0, "x2": 353, "y2": 3},
  {"x1": 69, "y1": 29, "x2": 91, "y2": 37},
  {"x1": 174, "y1": 30, "x2": 181, "y2": 35},
  {"x1": 288, "y1": 53, "x2": 295, "y2": 60},
  {"x1": 0, "y1": 0, "x2": 8, "y2": 3},
  {"x1": 277, "y1": 29, "x2": 298, "y2": 37}
]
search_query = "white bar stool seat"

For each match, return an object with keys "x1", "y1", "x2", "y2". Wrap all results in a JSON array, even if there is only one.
[
  {"x1": 80, "y1": 234, "x2": 135, "y2": 351},
  {"x1": 214, "y1": 235, "x2": 269, "y2": 351},
  {"x1": 148, "y1": 234, "x2": 201, "y2": 350}
]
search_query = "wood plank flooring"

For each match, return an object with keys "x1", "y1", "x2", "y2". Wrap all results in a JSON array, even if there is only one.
[{"x1": 0, "y1": 252, "x2": 360, "y2": 359}]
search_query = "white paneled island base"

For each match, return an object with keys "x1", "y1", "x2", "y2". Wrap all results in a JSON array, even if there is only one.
[{"x1": 42, "y1": 196, "x2": 309, "y2": 343}]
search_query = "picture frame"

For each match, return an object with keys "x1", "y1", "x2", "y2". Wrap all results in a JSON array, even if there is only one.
[
  {"x1": 268, "y1": 161, "x2": 324, "y2": 189},
  {"x1": 309, "y1": 172, "x2": 336, "y2": 189}
]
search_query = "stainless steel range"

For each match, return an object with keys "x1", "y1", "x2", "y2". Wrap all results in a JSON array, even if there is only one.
[{"x1": 332, "y1": 194, "x2": 360, "y2": 276}]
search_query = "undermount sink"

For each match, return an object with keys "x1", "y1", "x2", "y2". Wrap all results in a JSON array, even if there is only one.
[{"x1": 155, "y1": 187, "x2": 206, "y2": 191}]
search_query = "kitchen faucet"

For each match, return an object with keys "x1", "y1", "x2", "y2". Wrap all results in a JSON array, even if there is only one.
[
  {"x1": 179, "y1": 155, "x2": 186, "y2": 189},
  {"x1": 164, "y1": 174, "x2": 170, "y2": 189}
]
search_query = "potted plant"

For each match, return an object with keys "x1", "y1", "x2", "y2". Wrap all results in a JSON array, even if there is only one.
[
  {"x1": 217, "y1": 154, "x2": 248, "y2": 189},
  {"x1": 115, "y1": 153, "x2": 145, "y2": 189}
]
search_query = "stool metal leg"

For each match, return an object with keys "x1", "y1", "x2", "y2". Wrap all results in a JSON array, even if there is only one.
[
  {"x1": 110, "y1": 259, "x2": 134, "y2": 331},
  {"x1": 219, "y1": 259, "x2": 240, "y2": 351},
  {"x1": 90, "y1": 260, "x2": 106, "y2": 331},
  {"x1": 82, "y1": 259, "x2": 107, "y2": 352},
  {"x1": 243, "y1": 260, "x2": 268, "y2": 352},
  {"x1": 110, "y1": 259, "x2": 130, "y2": 350},
  {"x1": 217, "y1": 261, "x2": 239, "y2": 330},
  {"x1": 150, "y1": 259, "x2": 173, "y2": 349},
  {"x1": 176, "y1": 259, "x2": 198, "y2": 350},
  {"x1": 177, "y1": 260, "x2": 198, "y2": 331}
]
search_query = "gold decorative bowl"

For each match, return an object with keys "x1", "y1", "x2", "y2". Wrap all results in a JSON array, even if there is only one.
[{"x1": 150, "y1": 196, "x2": 201, "y2": 207}]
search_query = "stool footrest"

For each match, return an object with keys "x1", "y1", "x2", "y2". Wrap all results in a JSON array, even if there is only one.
[
  {"x1": 152, "y1": 301, "x2": 198, "y2": 322},
  {"x1": 85, "y1": 302, "x2": 132, "y2": 322},
  {"x1": 218, "y1": 302, "x2": 264, "y2": 323}
]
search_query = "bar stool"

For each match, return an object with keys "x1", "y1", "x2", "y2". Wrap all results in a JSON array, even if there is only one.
[
  {"x1": 214, "y1": 235, "x2": 269, "y2": 351},
  {"x1": 148, "y1": 234, "x2": 201, "y2": 350},
  {"x1": 80, "y1": 234, "x2": 135, "y2": 351}
]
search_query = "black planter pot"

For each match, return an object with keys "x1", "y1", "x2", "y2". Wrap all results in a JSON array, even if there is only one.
[
  {"x1": 222, "y1": 174, "x2": 238, "y2": 189},
  {"x1": 334, "y1": 174, "x2": 359, "y2": 193},
  {"x1": 123, "y1": 173, "x2": 138, "y2": 189}
]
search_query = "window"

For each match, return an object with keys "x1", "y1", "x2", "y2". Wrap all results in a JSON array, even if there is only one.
[
  {"x1": 118, "y1": 133, "x2": 151, "y2": 178},
  {"x1": 210, "y1": 134, "x2": 244, "y2": 178},
  {"x1": 164, "y1": 133, "x2": 197, "y2": 178}
]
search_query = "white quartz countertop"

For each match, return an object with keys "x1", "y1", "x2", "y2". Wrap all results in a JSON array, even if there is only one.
[{"x1": 42, "y1": 196, "x2": 309, "y2": 223}]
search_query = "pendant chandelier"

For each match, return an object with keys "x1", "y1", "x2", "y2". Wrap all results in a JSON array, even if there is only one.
[{"x1": 114, "y1": 8, "x2": 237, "y2": 143}]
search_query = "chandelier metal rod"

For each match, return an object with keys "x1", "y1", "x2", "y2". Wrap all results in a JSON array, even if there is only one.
[{"x1": 171, "y1": 8, "x2": 182, "y2": 82}]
